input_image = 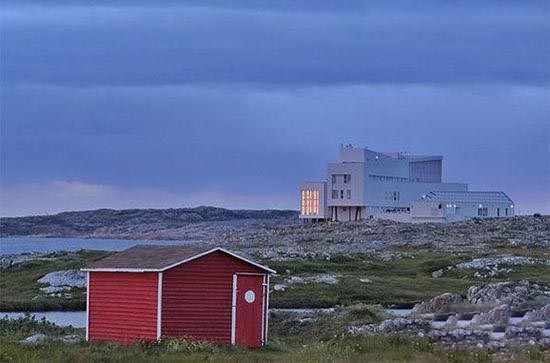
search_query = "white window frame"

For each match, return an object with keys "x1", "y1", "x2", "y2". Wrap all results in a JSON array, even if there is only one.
[{"x1": 85, "y1": 272, "x2": 90, "y2": 341}]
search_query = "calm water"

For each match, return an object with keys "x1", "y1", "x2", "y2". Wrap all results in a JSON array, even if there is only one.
[
  {"x1": 1, "y1": 311, "x2": 86, "y2": 328},
  {"x1": 431, "y1": 321, "x2": 445, "y2": 328},
  {"x1": 491, "y1": 332, "x2": 505, "y2": 339},
  {"x1": 387, "y1": 308, "x2": 412, "y2": 316},
  {"x1": 0, "y1": 237, "x2": 195, "y2": 255}
]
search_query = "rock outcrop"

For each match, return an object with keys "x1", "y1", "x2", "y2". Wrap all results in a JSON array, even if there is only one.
[
  {"x1": 0, "y1": 207, "x2": 298, "y2": 238},
  {"x1": 272, "y1": 274, "x2": 340, "y2": 291},
  {"x1": 38, "y1": 269, "x2": 87, "y2": 293},
  {"x1": 2, "y1": 213, "x2": 549, "y2": 259},
  {"x1": 412, "y1": 293, "x2": 465, "y2": 314},
  {"x1": 21, "y1": 334, "x2": 82, "y2": 344},
  {"x1": 428, "y1": 329, "x2": 489, "y2": 344},
  {"x1": 455, "y1": 256, "x2": 536, "y2": 270},
  {"x1": 469, "y1": 304, "x2": 511, "y2": 327},
  {"x1": 38, "y1": 269, "x2": 86, "y2": 288},
  {"x1": 522, "y1": 304, "x2": 550, "y2": 323},
  {"x1": 348, "y1": 318, "x2": 431, "y2": 336},
  {"x1": 505, "y1": 326, "x2": 543, "y2": 340},
  {"x1": 376, "y1": 318, "x2": 431, "y2": 334},
  {"x1": 466, "y1": 281, "x2": 550, "y2": 308}
]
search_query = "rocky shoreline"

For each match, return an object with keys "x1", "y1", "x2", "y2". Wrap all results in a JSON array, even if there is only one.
[
  {"x1": 283, "y1": 281, "x2": 550, "y2": 353},
  {"x1": 2, "y1": 213, "x2": 549, "y2": 259},
  {"x1": 351, "y1": 282, "x2": 550, "y2": 352},
  {"x1": 0, "y1": 206, "x2": 298, "y2": 238},
  {"x1": 227, "y1": 215, "x2": 550, "y2": 260}
]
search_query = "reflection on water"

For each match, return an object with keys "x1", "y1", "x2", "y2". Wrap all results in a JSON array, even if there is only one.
[
  {"x1": 387, "y1": 308, "x2": 412, "y2": 316},
  {"x1": 491, "y1": 332, "x2": 505, "y2": 339},
  {"x1": 431, "y1": 321, "x2": 445, "y2": 328}
]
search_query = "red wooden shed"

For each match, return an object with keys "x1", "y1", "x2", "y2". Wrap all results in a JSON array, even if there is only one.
[{"x1": 82, "y1": 245, "x2": 275, "y2": 346}]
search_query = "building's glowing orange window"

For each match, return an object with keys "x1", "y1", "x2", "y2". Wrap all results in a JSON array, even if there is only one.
[{"x1": 301, "y1": 190, "x2": 319, "y2": 215}]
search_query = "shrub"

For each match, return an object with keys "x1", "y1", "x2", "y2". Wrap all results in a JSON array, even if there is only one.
[{"x1": 160, "y1": 337, "x2": 217, "y2": 353}]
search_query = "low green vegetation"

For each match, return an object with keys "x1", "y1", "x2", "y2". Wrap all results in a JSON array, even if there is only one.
[
  {"x1": 2, "y1": 246, "x2": 549, "y2": 311},
  {"x1": 1, "y1": 310, "x2": 548, "y2": 362},
  {"x1": 0, "y1": 250, "x2": 109, "y2": 311},
  {"x1": 266, "y1": 247, "x2": 550, "y2": 308}
]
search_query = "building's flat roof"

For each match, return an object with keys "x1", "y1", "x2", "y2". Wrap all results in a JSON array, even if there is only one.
[
  {"x1": 378, "y1": 150, "x2": 442, "y2": 161},
  {"x1": 407, "y1": 155, "x2": 443, "y2": 162}
]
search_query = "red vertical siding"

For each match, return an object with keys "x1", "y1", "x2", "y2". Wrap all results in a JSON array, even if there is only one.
[
  {"x1": 89, "y1": 272, "x2": 158, "y2": 344},
  {"x1": 161, "y1": 251, "x2": 264, "y2": 343}
]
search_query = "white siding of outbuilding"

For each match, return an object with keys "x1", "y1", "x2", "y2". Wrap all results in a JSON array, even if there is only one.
[{"x1": 411, "y1": 191, "x2": 514, "y2": 222}]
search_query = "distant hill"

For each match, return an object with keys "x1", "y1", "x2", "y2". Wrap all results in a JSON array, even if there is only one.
[{"x1": 0, "y1": 207, "x2": 299, "y2": 238}]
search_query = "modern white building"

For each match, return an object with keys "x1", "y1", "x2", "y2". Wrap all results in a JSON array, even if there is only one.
[{"x1": 299, "y1": 145, "x2": 514, "y2": 223}]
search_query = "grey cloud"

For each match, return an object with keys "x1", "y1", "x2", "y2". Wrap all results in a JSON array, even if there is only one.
[
  {"x1": 2, "y1": 84, "x2": 548, "y2": 214},
  {"x1": 1, "y1": 3, "x2": 548, "y2": 87},
  {"x1": 1, "y1": 1, "x2": 548, "y2": 216}
]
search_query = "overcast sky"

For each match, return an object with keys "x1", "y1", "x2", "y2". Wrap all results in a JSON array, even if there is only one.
[{"x1": 1, "y1": 1, "x2": 549, "y2": 216}]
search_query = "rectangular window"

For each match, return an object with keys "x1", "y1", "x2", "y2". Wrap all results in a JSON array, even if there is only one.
[
  {"x1": 497, "y1": 208, "x2": 500, "y2": 217},
  {"x1": 332, "y1": 175, "x2": 337, "y2": 184},
  {"x1": 343, "y1": 174, "x2": 351, "y2": 183},
  {"x1": 300, "y1": 189, "x2": 319, "y2": 216},
  {"x1": 477, "y1": 207, "x2": 488, "y2": 217},
  {"x1": 332, "y1": 190, "x2": 338, "y2": 199},
  {"x1": 505, "y1": 208, "x2": 508, "y2": 216},
  {"x1": 340, "y1": 190, "x2": 344, "y2": 199},
  {"x1": 346, "y1": 190, "x2": 351, "y2": 199}
]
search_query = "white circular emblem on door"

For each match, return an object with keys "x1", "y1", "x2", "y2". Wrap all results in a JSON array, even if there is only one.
[{"x1": 244, "y1": 290, "x2": 256, "y2": 303}]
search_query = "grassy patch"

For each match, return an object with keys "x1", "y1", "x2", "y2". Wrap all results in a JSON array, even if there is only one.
[
  {"x1": 0, "y1": 250, "x2": 110, "y2": 311},
  {"x1": 0, "y1": 315, "x2": 81, "y2": 342},
  {"x1": 268, "y1": 251, "x2": 475, "y2": 308},
  {"x1": 269, "y1": 304, "x2": 390, "y2": 344},
  {"x1": 1, "y1": 315, "x2": 548, "y2": 362},
  {"x1": 1, "y1": 248, "x2": 548, "y2": 311},
  {"x1": 267, "y1": 250, "x2": 550, "y2": 308}
]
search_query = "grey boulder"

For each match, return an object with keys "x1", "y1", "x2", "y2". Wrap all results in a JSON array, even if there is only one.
[
  {"x1": 38, "y1": 269, "x2": 86, "y2": 289},
  {"x1": 412, "y1": 293, "x2": 465, "y2": 314}
]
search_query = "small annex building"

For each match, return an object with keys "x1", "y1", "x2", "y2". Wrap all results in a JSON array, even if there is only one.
[
  {"x1": 410, "y1": 191, "x2": 514, "y2": 223},
  {"x1": 82, "y1": 245, "x2": 275, "y2": 347}
]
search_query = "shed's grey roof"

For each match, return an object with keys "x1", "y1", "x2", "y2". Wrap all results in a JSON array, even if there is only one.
[
  {"x1": 82, "y1": 245, "x2": 275, "y2": 273},
  {"x1": 420, "y1": 191, "x2": 513, "y2": 204}
]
